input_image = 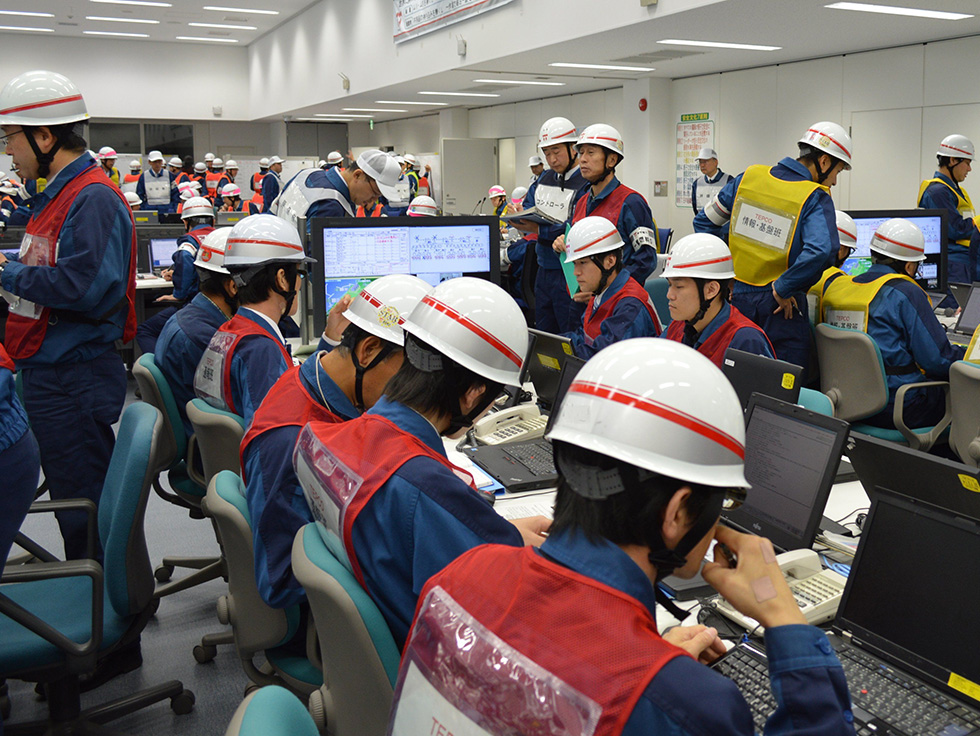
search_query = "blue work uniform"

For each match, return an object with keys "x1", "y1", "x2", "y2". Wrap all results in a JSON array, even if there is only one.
[
  {"x1": 665, "y1": 301, "x2": 775, "y2": 359},
  {"x1": 243, "y1": 356, "x2": 359, "y2": 609},
  {"x1": 136, "y1": 168, "x2": 178, "y2": 214},
  {"x1": 694, "y1": 157, "x2": 838, "y2": 372},
  {"x1": 155, "y1": 292, "x2": 229, "y2": 437},
  {"x1": 304, "y1": 167, "x2": 355, "y2": 221},
  {"x1": 0, "y1": 352, "x2": 40, "y2": 568},
  {"x1": 1, "y1": 153, "x2": 133, "y2": 559},
  {"x1": 523, "y1": 166, "x2": 588, "y2": 333},
  {"x1": 261, "y1": 171, "x2": 282, "y2": 213},
  {"x1": 348, "y1": 396, "x2": 523, "y2": 648},
  {"x1": 539, "y1": 530, "x2": 854, "y2": 735},
  {"x1": 691, "y1": 169, "x2": 732, "y2": 241},
  {"x1": 917, "y1": 171, "x2": 978, "y2": 284},
  {"x1": 856, "y1": 264, "x2": 965, "y2": 429},
  {"x1": 563, "y1": 270, "x2": 660, "y2": 359}
]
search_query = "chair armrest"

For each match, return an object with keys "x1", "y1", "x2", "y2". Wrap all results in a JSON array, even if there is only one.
[
  {"x1": 0, "y1": 559, "x2": 104, "y2": 662},
  {"x1": 893, "y1": 380, "x2": 951, "y2": 452},
  {"x1": 26, "y1": 499, "x2": 99, "y2": 560},
  {"x1": 10, "y1": 532, "x2": 61, "y2": 564}
]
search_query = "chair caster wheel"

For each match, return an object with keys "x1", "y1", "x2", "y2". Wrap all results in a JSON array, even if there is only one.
[
  {"x1": 154, "y1": 564, "x2": 174, "y2": 583},
  {"x1": 171, "y1": 689, "x2": 195, "y2": 715},
  {"x1": 193, "y1": 644, "x2": 217, "y2": 664}
]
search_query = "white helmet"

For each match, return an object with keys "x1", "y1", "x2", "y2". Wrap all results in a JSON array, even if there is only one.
[
  {"x1": 168, "y1": 156, "x2": 183, "y2": 167},
  {"x1": 212, "y1": 157, "x2": 224, "y2": 169},
  {"x1": 259, "y1": 157, "x2": 270, "y2": 168},
  {"x1": 124, "y1": 191, "x2": 141, "y2": 208},
  {"x1": 317, "y1": 160, "x2": 327, "y2": 169},
  {"x1": 798, "y1": 121, "x2": 852, "y2": 169},
  {"x1": 356, "y1": 149, "x2": 402, "y2": 198},
  {"x1": 327, "y1": 151, "x2": 344, "y2": 165},
  {"x1": 528, "y1": 155, "x2": 543, "y2": 167},
  {"x1": 511, "y1": 186, "x2": 528, "y2": 204},
  {"x1": 696, "y1": 147, "x2": 718, "y2": 161},
  {"x1": 98, "y1": 146, "x2": 117, "y2": 160},
  {"x1": 195, "y1": 227, "x2": 233, "y2": 275},
  {"x1": 147, "y1": 150, "x2": 164, "y2": 163},
  {"x1": 869, "y1": 218, "x2": 925, "y2": 263},
  {"x1": 488, "y1": 184, "x2": 507, "y2": 198},
  {"x1": 402, "y1": 277, "x2": 528, "y2": 387},
  {"x1": 344, "y1": 274, "x2": 432, "y2": 347},
  {"x1": 181, "y1": 196, "x2": 214, "y2": 220},
  {"x1": 538, "y1": 117, "x2": 578, "y2": 148},
  {"x1": 129, "y1": 160, "x2": 141, "y2": 171},
  {"x1": 407, "y1": 195, "x2": 438, "y2": 217},
  {"x1": 564, "y1": 216, "x2": 624, "y2": 261},
  {"x1": 547, "y1": 339, "x2": 748, "y2": 489},
  {"x1": 204, "y1": 152, "x2": 215, "y2": 162},
  {"x1": 575, "y1": 123, "x2": 625, "y2": 160},
  {"x1": 223, "y1": 214, "x2": 314, "y2": 270},
  {"x1": 268, "y1": 155, "x2": 284, "y2": 166},
  {"x1": 220, "y1": 183, "x2": 242, "y2": 198},
  {"x1": 179, "y1": 184, "x2": 199, "y2": 201},
  {"x1": 0, "y1": 70, "x2": 89, "y2": 126},
  {"x1": 835, "y1": 210, "x2": 858, "y2": 250},
  {"x1": 937, "y1": 134, "x2": 975, "y2": 161},
  {"x1": 224, "y1": 159, "x2": 238, "y2": 170},
  {"x1": 194, "y1": 161, "x2": 206, "y2": 173},
  {"x1": 661, "y1": 233, "x2": 735, "y2": 280}
]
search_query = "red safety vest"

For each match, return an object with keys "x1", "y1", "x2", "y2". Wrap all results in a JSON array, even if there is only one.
[
  {"x1": 0, "y1": 343, "x2": 14, "y2": 372},
  {"x1": 184, "y1": 226, "x2": 215, "y2": 252},
  {"x1": 175, "y1": 171, "x2": 191, "y2": 187},
  {"x1": 417, "y1": 544, "x2": 687, "y2": 736},
  {"x1": 583, "y1": 277, "x2": 661, "y2": 344},
  {"x1": 304, "y1": 414, "x2": 476, "y2": 588},
  {"x1": 356, "y1": 203, "x2": 383, "y2": 217},
  {"x1": 664, "y1": 304, "x2": 774, "y2": 367},
  {"x1": 196, "y1": 314, "x2": 291, "y2": 415},
  {"x1": 572, "y1": 181, "x2": 636, "y2": 226},
  {"x1": 205, "y1": 171, "x2": 222, "y2": 199},
  {"x1": 122, "y1": 173, "x2": 141, "y2": 186},
  {"x1": 249, "y1": 172, "x2": 266, "y2": 209},
  {"x1": 5, "y1": 163, "x2": 137, "y2": 360},
  {"x1": 239, "y1": 364, "x2": 345, "y2": 480}
]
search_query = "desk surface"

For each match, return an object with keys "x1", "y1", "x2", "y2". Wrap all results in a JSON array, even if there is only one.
[{"x1": 135, "y1": 274, "x2": 173, "y2": 290}]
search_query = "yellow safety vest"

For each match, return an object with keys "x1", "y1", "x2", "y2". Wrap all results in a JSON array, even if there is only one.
[
  {"x1": 806, "y1": 266, "x2": 845, "y2": 325},
  {"x1": 917, "y1": 178, "x2": 975, "y2": 247},
  {"x1": 964, "y1": 324, "x2": 980, "y2": 364},
  {"x1": 821, "y1": 272, "x2": 917, "y2": 331},
  {"x1": 728, "y1": 164, "x2": 827, "y2": 287}
]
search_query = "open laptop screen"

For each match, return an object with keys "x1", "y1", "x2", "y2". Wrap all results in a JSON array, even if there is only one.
[{"x1": 837, "y1": 492, "x2": 980, "y2": 701}]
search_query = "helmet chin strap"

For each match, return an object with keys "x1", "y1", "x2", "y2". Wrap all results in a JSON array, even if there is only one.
[
  {"x1": 350, "y1": 342, "x2": 395, "y2": 410},
  {"x1": 683, "y1": 280, "x2": 713, "y2": 345},
  {"x1": 24, "y1": 126, "x2": 64, "y2": 180}
]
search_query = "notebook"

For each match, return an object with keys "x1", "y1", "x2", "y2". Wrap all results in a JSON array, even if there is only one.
[
  {"x1": 949, "y1": 282, "x2": 980, "y2": 344},
  {"x1": 721, "y1": 348, "x2": 803, "y2": 412}
]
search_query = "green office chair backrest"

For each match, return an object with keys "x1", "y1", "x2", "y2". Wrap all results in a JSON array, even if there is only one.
[
  {"x1": 814, "y1": 323, "x2": 889, "y2": 422},
  {"x1": 133, "y1": 353, "x2": 186, "y2": 468},
  {"x1": 949, "y1": 360, "x2": 980, "y2": 468},
  {"x1": 186, "y1": 399, "x2": 246, "y2": 486},
  {"x1": 224, "y1": 685, "x2": 319, "y2": 736},
  {"x1": 644, "y1": 276, "x2": 672, "y2": 329}
]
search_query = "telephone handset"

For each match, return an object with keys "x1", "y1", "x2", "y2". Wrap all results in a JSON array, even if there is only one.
[
  {"x1": 708, "y1": 548, "x2": 846, "y2": 630},
  {"x1": 472, "y1": 405, "x2": 548, "y2": 446}
]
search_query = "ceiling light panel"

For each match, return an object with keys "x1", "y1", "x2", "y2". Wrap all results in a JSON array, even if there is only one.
[
  {"x1": 84, "y1": 30, "x2": 149, "y2": 36},
  {"x1": 343, "y1": 108, "x2": 408, "y2": 113},
  {"x1": 549, "y1": 62, "x2": 654, "y2": 72},
  {"x1": 0, "y1": 10, "x2": 54, "y2": 17},
  {"x1": 89, "y1": 0, "x2": 173, "y2": 6},
  {"x1": 86, "y1": 15, "x2": 160, "y2": 23},
  {"x1": 0, "y1": 24, "x2": 53, "y2": 31},
  {"x1": 657, "y1": 39, "x2": 781, "y2": 51},
  {"x1": 176, "y1": 35, "x2": 238, "y2": 42},
  {"x1": 824, "y1": 3, "x2": 972, "y2": 20},
  {"x1": 202, "y1": 5, "x2": 279, "y2": 14},
  {"x1": 189, "y1": 22, "x2": 257, "y2": 29},
  {"x1": 419, "y1": 91, "x2": 500, "y2": 97},
  {"x1": 375, "y1": 100, "x2": 448, "y2": 106},
  {"x1": 472, "y1": 79, "x2": 565, "y2": 86}
]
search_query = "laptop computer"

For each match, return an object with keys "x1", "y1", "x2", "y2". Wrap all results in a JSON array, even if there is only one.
[
  {"x1": 131, "y1": 209, "x2": 159, "y2": 225},
  {"x1": 721, "y1": 348, "x2": 803, "y2": 412},
  {"x1": 712, "y1": 487, "x2": 980, "y2": 736},
  {"x1": 464, "y1": 356, "x2": 585, "y2": 494},
  {"x1": 660, "y1": 394, "x2": 849, "y2": 600},
  {"x1": 948, "y1": 282, "x2": 980, "y2": 345},
  {"x1": 523, "y1": 328, "x2": 575, "y2": 411},
  {"x1": 148, "y1": 237, "x2": 180, "y2": 275},
  {"x1": 949, "y1": 282, "x2": 975, "y2": 309},
  {"x1": 216, "y1": 210, "x2": 246, "y2": 226}
]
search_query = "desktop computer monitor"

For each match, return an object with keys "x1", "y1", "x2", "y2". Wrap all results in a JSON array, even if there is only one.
[
  {"x1": 308, "y1": 216, "x2": 501, "y2": 337},
  {"x1": 842, "y1": 209, "x2": 947, "y2": 295},
  {"x1": 149, "y1": 237, "x2": 180, "y2": 272}
]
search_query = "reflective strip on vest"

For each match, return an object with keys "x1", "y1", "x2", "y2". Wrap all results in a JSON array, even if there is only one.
[
  {"x1": 820, "y1": 272, "x2": 910, "y2": 331},
  {"x1": 534, "y1": 183, "x2": 577, "y2": 222},
  {"x1": 272, "y1": 169, "x2": 354, "y2": 227},
  {"x1": 695, "y1": 172, "x2": 731, "y2": 211},
  {"x1": 728, "y1": 164, "x2": 826, "y2": 287},
  {"x1": 918, "y1": 177, "x2": 976, "y2": 247},
  {"x1": 144, "y1": 172, "x2": 171, "y2": 205},
  {"x1": 966, "y1": 324, "x2": 980, "y2": 364}
]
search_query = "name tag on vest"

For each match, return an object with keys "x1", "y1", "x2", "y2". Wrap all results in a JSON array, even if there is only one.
[
  {"x1": 535, "y1": 185, "x2": 576, "y2": 222},
  {"x1": 731, "y1": 200, "x2": 793, "y2": 252}
]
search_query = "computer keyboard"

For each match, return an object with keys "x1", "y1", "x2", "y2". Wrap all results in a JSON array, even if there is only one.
[
  {"x1": 711, "y1": 644, "x2": 774, "y2": 735},
  {"x1": 504, "y1": 441, "x2": 556, "y2": 476},
  {"x1": 837, "y1": 647, "x2": 980, "y2": 736}
]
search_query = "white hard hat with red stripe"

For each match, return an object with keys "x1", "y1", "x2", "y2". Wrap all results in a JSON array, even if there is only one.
[
  {"x1": 938, "y1": 134, "x2": 975, "y2": 161},
  {"x1": 168, "y1": 156, "x2": 182, "y2": 167},
  {"x1": 327, "y1": 151, "x2": 344, "y2": 165},
  {"x1": 835, "y1": 210, "x2": 858, "y2": 250},
  {"x1": 661, "y1": 233, "x2": 735, "y2": 280},
  {"x1": 343, "y1": 274, "x2": 432, "y2": 347},
  {"x1": 259, "y1": 157, "x2": 270, "y2": 168},
  {"x1": 212, "y1": 157, "x2": 224, "y2": 169},
  {"x1": 224, "y1": 159, "x2": 238, "y2": 170},
  {"x1": 220, "y1": 183, "x2": 242, "y2": 198},
  {"x1": 402, "y1": 277, "x2": 528, "y2": 387},
  {"x1": 564, "y1": 216, "x2": 624, "y2": 261},
  {"x1": 124, "y1": 191, "x2": 141, "y2": 208},
  {"x1": 547, "y1": 338, "x2": 748, "y2": 489},
  {"x1": 0, "y1": 70, "x2": 89, "y2": 126},
  {"x1": 799, "y1": 121, "x2": 852, "y2": 169},
  {"x1": 407, "y1": 195, "x2": 438, "y2": 217},
  {"x1": 99, "y1": 146, "x2": 117, "y2": 160},
  {"x1": 129, "y1": 160, "x2": 142, "y2": 171},
  {"x1": 205, "y1": 152, "x2": 215, "y2": 162},
  {"x1": 223, "y1": 214, "x2": 315, "y2": 269},
  {"x1": 195, "y1": 227, "x2": 233, "y2": 275},
  {"x1": 181, "y1": 196, "x2": 214, "y2": 220},
  {"x1": 575, "y1": 123, "x2": 625, "y2": 161},
  {"x1": 869, "y1": 218, "x2": 925, "y2": 263},
  {"x1": 538, "y1": 117, "x2": 578, "y2": 148}
]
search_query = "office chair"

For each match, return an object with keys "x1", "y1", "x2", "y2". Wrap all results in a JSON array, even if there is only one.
[
  {"x1": 292, "y1": 523, "x2": 400, "y2": 736},
  {"x1": 644, "y1": 277, "x2": 672, "y2": 329},
  {"x1": 657, "y1": 226, "x2": 673, "y2": 254},
  {"x1": 948, "y1": 360, "x2": 980, "y2": 467},
  {"x1": 224, "y1": 685, "x2": 319, "y2": 736},
  {"x1": 797, "y1": 387, "x2": 834, "y2": 416},
  {"x1": 814, "y1": 323, "x2": 950, "y2": 452},
  {"x1": 0, "y1": 402, "x2": 194, "y2": 734},
  {"x1": 185, "y1": 399, "x2": 246, "y2": 486},
  {"x1": 205, "y1": 471, "x2": 322, "y2": 693}
]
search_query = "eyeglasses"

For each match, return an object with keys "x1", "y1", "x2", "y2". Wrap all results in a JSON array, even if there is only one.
[
  {"x1": 720, "y1": 486, "x2": 747, "y2": 511},
  {"x1": 0, "y1": 129, "x2": 24, "y2": 147},
  {"x1": 366, "y1": 176, "x2": 382, "y2": 199}
]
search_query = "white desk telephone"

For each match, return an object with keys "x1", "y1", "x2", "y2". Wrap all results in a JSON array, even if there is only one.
[
  {"x1": 472, "y1": 405, "x2": 548, "y2": 446},
  {"x1": 708, "y1": 548, "x2": 846, "y2": 630}
]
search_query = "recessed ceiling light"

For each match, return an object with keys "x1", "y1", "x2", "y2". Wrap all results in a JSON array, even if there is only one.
[
  {"x1": 176, "y1": 35, "x2": 238, "y2": 42},
  {"x1": 89, "y1": 0, "x2": 172, "y2": 6},
  {"x1": 343, "y1": 108, "x2": 408, "y2": 113},
  {"x1": 658, "y1": 39, "x2": 781, "y2": 51},
  {"x1": 375, "y1": 100, "x2": 449, "y2": 106},
  {"x1": 294, "y1": 117, "x2": 351, "y2": 122},
  {"x1": 189, "y1": 21, "x2": 257, "y2": 29},
  {"x1": 202, "y1": 5, "x2": 279, "y2": 14},
  {"x1": 86, "y1": 15, "x2": 160, "y2": 23},
  {"x1": 0, "y1": 24, "x2": 53, "y2": 31},
  {"x1": 316, "y1": 113, "x2": 373, "y2": 118},
  {"x1": 549, "y1": 62, "x2": 654, "y2": 72},
  {"x1": 0, "y1": 10, "x2": 54, "y2": 17},
  {"x1": 419, "y1": 91, "x2": 500, "y2": 98},
  {"x1": 472, "y1": 78, "x2": 565, "y2": 86},
  {"x1": 824, "y1": 2, "x2": 972, "y2": 20},
  {"x1": 84, "y1": 29, "x2": 149, "y2": 36}
]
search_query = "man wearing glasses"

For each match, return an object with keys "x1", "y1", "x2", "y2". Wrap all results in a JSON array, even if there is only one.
[
  {"x1": 0, "y1": 70, "x2": 136, "y2": 560},
  {"x1": 820, "y1": 217, "x2": 964, "y2": 430}
]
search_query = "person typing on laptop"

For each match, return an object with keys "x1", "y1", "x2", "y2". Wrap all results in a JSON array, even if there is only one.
[
  {"x1": 662, "y1": 233, "x2": 774, "y2": 365},
  {"x1": 392, "y1": 340, "x2": 854, "y2": 735},
  {"x1": 560, "y1": 216, "x2": 661, "y2": 359}
]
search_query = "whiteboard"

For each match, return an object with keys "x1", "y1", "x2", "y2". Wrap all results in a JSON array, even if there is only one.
[{"x1": 280, "y1": 157, "x2": 318, "y2": 186}]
